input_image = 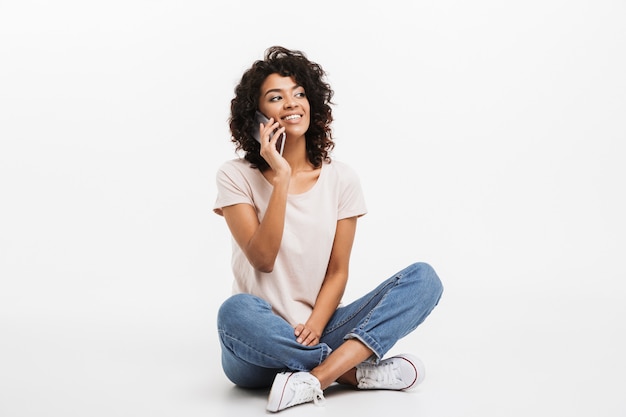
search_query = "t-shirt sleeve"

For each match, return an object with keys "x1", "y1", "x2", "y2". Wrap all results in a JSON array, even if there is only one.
[
  {"x1": 213, "y1": 161, "x2": 254, "y2": 216},
  {"x1": 337, "y1": 163, "x2": 368, "y2": 220}
]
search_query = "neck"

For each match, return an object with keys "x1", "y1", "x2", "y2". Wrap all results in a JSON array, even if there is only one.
[{"x1": 281, "y1": 135, "x2": 313, "y2": 173}]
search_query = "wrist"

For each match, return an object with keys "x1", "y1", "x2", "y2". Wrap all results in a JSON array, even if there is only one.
[
  {"x1": 271, "y1": 169, "x2": 291, "y2": 187},
  {"x1": 304, "y1": 320, "x2": 323, "y2": 335}
]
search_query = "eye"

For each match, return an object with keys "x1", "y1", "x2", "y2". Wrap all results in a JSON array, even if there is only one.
[{"x1": 269, "y1": 95, "x2": 282, "y2": 102}]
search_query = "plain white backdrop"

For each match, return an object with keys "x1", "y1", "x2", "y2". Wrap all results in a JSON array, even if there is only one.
[{"x1": 1, "y1": 1, "x2": 625, "y2": 416}]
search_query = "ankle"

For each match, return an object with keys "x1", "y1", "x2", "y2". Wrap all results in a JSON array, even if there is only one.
[
  {"x1": 309, "y1": 370, "x2": 332, "y2": 390},
  {"x1": 336, "y1": 368, "x2": 358, "y2": 386}
]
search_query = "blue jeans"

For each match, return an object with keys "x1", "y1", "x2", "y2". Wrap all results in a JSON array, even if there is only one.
[{"x1": 217, "y1": 262, "x2": 443, "y2": 388}]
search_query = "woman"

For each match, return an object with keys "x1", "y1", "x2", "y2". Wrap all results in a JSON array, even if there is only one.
[{"x1": 214, "y1": 46, "x2": 443, "y2": 413}]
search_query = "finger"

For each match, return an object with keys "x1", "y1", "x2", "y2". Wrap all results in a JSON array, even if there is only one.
[
  {"x1": 268, "y1": 126, "x2": 285, "y2": 147},
  {"x1": 304, "y1": 334, "x2": 317, "y2": 346},
  {"x1": 264, "y1": 118, "x2": 281, "y2": 138},
  {"x1": 258, "y1": 118, "x2": 275, "y2": 141},
  {"x1": 296, "y1": 328, "x2": 311, "y2": 344}
]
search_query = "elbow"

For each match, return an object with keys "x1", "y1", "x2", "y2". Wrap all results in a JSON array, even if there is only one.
[
  {"x1": 250, "y1": 257, "x2": 275, "y2": 273},
  {"x1": 255, "y1": 262, "x2": 274, "y2": 273},
  {"x1": 245, "y1": 245, "x2": 278, "y2": 273}
]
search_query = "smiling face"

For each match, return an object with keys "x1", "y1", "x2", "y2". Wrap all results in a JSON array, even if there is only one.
[{"x1": 258, "y1": 73, "x2": 310, "y2": 140}]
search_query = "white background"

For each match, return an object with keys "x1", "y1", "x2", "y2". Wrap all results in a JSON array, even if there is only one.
[{"x1": 1, "y1": 1, "x2": 625, "y2": 416}]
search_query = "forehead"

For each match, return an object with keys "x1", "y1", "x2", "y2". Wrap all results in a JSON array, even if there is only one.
[{"x1": 260, "y1": 73, "x2": 300, "y2": 93}]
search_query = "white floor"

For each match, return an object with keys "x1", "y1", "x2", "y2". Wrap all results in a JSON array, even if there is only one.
[{"x1": 2, "y1": 284, "x2": 625, "y2": 417}]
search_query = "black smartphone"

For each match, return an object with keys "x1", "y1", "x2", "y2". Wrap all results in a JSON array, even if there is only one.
[{"x1": 253, "y1": 111, "x2": 285, "y2": 155}]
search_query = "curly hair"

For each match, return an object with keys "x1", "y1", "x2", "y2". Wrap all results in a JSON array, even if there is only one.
[{"x1": 228, "y1": 46, "x2": 335, "y2": 171}]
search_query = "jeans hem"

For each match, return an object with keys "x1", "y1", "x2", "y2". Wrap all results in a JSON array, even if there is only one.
[{"x1": 344, "y1": 329, "x2": 383, "y2": 362}]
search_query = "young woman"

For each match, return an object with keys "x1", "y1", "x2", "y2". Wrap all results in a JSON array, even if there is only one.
[{"x1": 214, "y1": 46, "x2": 443, "y2": 413}]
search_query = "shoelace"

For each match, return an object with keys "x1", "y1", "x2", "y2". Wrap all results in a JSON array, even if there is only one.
[
  {"x1": 289, "y1": 380, "x2": 326, "y2": 407},
  {"x1": 358, "y1": 361, "x2": 401, "y2": 389}
]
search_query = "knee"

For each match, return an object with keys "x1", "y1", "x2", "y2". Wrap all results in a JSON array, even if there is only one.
[
  {"x1": 218, "y1": 293, "x2": 269, "y2": 326},
  {"x1": 406, "y1": 262, "x2": 444, "y2": 303}
]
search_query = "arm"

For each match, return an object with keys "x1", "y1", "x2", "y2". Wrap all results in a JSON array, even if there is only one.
[
  {"x1": 221, "y1": 173, "x2": 290, "y2": 273},
  {"x1": 295, "y1": 216, "x2": 358, "y2": 345},
  {"x1": 221, "y1": 121, "x2": 291, "y2": 273}
]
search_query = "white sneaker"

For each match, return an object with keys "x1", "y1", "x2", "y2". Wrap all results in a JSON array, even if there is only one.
[
  {"x1": 266, "y1": 372, "x2": 326, "y2": 412},
  {"x1": 356, "y1": 354, "x2": 425, "y2": 391}
]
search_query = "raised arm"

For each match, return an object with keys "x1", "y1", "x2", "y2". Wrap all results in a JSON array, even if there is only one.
[
  {"x1": 221, "y1": 175, "x2": 289, "y2": 273},
  {"x1": 220, "y1": 115, "x2": 293, "y2": 273}
]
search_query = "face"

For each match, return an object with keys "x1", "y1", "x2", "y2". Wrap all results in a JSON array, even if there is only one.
[{"x1": 258, "y1": 73, "x2": 310, "y2": 139}]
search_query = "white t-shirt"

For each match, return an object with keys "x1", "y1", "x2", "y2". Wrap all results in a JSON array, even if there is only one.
[{"x1": 213, "y1": 158, "x2": 367, "y2": 326}]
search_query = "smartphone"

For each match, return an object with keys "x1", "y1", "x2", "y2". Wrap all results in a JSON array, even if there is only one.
[{"x1": 253, "y1": 111, "x2": 285, "y2": 155}]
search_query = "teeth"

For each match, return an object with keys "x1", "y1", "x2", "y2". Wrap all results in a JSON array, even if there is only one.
[{"x1": 284, "y1": 115, "x2": 301, "y2": 121}]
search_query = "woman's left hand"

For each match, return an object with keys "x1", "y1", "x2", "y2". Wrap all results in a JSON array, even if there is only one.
[{"x1": 294, "y1": 324, "x2": 321, "y2": 346}]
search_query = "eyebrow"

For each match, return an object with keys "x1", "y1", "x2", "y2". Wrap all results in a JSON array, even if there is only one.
[{"x1": 263, "y1": 85, "x2": 303, "y2": 97}]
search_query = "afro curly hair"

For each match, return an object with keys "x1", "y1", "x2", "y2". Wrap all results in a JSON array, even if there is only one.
[{"x1": 228, "y1": 46, "x2": 335, "y2": 171}]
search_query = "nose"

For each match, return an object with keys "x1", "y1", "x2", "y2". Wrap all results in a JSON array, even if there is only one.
[{"x1": 284, "y1": 96, "x2": 298, "y2": 109}]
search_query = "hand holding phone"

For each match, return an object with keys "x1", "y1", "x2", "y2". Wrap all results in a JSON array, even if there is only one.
[{"x1": 253, "y1": 111, "x2": 285, "y2": 155}]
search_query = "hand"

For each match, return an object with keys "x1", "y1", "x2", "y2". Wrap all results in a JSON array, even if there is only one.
[
  {"x1": 258, "y1": 118, "x2": 288, "y2": 172},
  {"x1": 294, "y1": 323, "x2": 321, "y2": 346}
]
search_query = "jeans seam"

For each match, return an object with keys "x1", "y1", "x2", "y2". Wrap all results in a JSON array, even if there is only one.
[{"x1": 322, "y1": 274, "x2": 402, "y2": 337}]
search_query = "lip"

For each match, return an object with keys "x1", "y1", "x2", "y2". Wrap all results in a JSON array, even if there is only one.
[{"x1": 281, "y1": 113, "x2": 304, "y2": 123}]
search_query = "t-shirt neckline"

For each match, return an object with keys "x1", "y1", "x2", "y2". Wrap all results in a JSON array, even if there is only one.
[{"x1": 258, "y1": 161, "x2": 326, "y2": 197}]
